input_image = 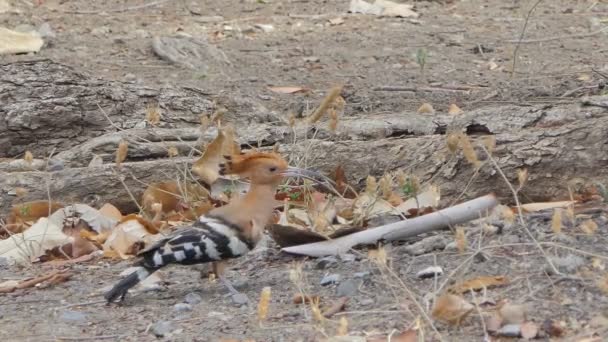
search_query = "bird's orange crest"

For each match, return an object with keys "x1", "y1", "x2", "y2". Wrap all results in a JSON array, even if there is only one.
[{"x1": 219, "y1": 151, "x2": 288, "y2": 184}]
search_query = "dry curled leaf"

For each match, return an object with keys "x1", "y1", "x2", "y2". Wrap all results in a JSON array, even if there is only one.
[
  {"x1": 417, "y1": 102, "x2": 435, "y2": 114},
  {"x1": 192, "y1": 127, "x2": 240, "y2": 184},
  {"x1": 580, "y1": 219, "x2": 598, "y2": 235},
  {"x1": 450, "y1": 275, "x2": 509, "y2": 294},
  {"x1": 448, "y1": 103, "x2": 463, "y2": 115},
  {"x1": 24, "y1": 150, "x2": 33, "y2": 165},
  {"x1": 257, "y1": 286, "x2": 271, "y2": 323},
  {"x1": 455, "y1": 227, "x2": 466, "y2": 253},
  {"x1": 551, "y1": 208, "x2": 563, "y2": 234},
  {"x1": 268, "y1": 86, "x2": 309, "y2": 94},
  {"x1": 115, "y1": 140, "x2": 128, "y2": 166},
  {"x1": 308, "y1": 85, "x2": 343, "y2": 124},
  {"x1": 431, "y1": 293, "x2": 474, "y2": 325},
  {"x1": 293, "y1": 293, "x2": 321, "y2": 305}
]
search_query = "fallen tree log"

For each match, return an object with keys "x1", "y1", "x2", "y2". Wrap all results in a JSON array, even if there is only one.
[{"x1": 1, "y1": 59, "x2": 607, "y2": 216}]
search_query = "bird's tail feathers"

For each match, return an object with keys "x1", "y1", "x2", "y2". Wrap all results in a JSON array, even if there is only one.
[{"x1": 104, "y1": 265, "x2": 156, "y2": 303}]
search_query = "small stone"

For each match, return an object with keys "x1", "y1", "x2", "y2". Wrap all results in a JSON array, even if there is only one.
[
  {"x1": 497, "y1": 323, "x2": 522, "y2": 337},
  {"x1": 336, "y1": 279, "x2": 358, "y2": 297},
  {"x1": 173, "y1": 303, "x2": 192, "y2": 313},
  {"x1": 338, "y1": 253, "x2": 356, "y2": 262},
  {"x1": 231, "y1": 293, "x2": 249, "y2": 305},
  {"x1": 151, "y1": 320, "x2": 173, "y2": 337},
  {"x1": 354, "y1": 271, "x2": 370, "y2": 279},
  {"x1": 547, "y1": 254, "x2": 585, "y2": 274},
  {"x1": 184, "y1": 293, "x2": 202, "y2": 305},
  {"x1": 316, "y1": 256, "x2": 337, "y2": 270},
  {"x1": 91, "y1": 26, "x2": 110, "y2": 37},
  {"x1": 254, "y1": 24, "x2": 274, "y2": 33},
  {"x1": 60, "y1": 310, "x2": 87, "y2": 324},
  {"x1": 502, "y1": 234, "x2": 520, "y2": 244},
  {"x1": 47, "y1": 159, "x2": 64, "y2": 171},
  {"x1": 37, "y1": 22, "x2": 55, "y2": 39},
  {"x1": 320, "y1": 274, "x2": 341, "y2": 286},
  {"x1": 401, "y1": 235, "x2": 449, "y2": 255},
  {"x1": 360, "y1": 298, "x2": 374, "y2": 306},
  {"x1": 416, "y1": 266, "x2": 443, "y2": 279},
  {"x1": 14, "y1": 24, "x2": 36, "y2": 34}
]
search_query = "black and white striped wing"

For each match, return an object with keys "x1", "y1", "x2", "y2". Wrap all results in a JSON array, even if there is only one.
[{"x1": 139, "y1": 215, "x2": 255, "y2": 269}]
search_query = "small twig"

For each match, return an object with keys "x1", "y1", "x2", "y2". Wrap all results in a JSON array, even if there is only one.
[
  {"x1": 57, "y1": 299, "x2": 108, "y2": 309},
  {"x1": 54, "y1": 334, "x2": 126, "y2": 341},
  {"x1": 479, "y1": 145, "x2": 560, "y2": 275},
  {"x1": 506, "y1": 25, "x2": 608, "y2": 44},
  {"x1": 373, "y1": 85, "x2": 478, "y2": 93},
  {"x1": 61, "y1": 0, "x2": 169, "y2": 14},
  {"x1": 511, "y1": 0, "x2": 543, "y2": 78}
]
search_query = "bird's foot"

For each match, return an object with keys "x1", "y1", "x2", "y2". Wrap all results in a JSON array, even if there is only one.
[{"x1": 219, "y1": 275, "x2": 249, "y2": 305}]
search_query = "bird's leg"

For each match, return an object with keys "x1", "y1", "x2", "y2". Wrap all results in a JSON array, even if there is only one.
[{"x1": 213, "y1": 261, "x2": 249, "y2": 305}]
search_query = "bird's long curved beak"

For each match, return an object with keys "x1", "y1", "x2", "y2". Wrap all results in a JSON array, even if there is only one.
[{"x1": 282, "y1": 167, "x2": 336, "y2": 187}]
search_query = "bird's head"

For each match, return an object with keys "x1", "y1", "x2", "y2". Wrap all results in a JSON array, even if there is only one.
[{"x1": 219, "y1": 151, "x2": 331, "y2": 186}]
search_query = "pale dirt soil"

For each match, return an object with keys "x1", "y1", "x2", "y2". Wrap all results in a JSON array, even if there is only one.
[{"x1": 2, "y1": 0, "x2": 608, "y2": 341}]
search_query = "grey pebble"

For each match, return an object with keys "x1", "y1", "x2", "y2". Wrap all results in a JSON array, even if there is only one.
[
  {"x1": 360, "y1": 298, "x2": 374, "y2": 306},
  {"x1": 416, "y1": 266, "x2": 443, "y2": 279},
  {"x1": 354, "y1": 271, "x2": 370, "y2": 279},
  {"x1": 38, "y1": 22, "x2": 55, "y2": 38},
  {"x1": 320, "y1": 274, "x2": 341, "y2": 286},
  {"x1": 316, "y1": 256, "x2": 337, "y2": 270},
  {"x1": 151, "y1": 320, "x2": 173, "y2": 337},
  {"x1": 338, "y1": 253, "x2": 356, "y2": 262},
  {"x1": 173, "y1": 303, "x2": 192, "y2": 313},
  {"x1": 496, "y1": 323, "x2": 522, "y2": 337},
  {"x1": 336, "y1": 279, "x2": 358, "y2": 297},
  {"x1": 184, "y1": 292, "x2": 202, "y2": 305},
  {"x1": 547, "y1": 254, "x2": 585, "y2": 274},
  {"x1": 231, "y1": 293, "x2": 249, "y2": 305},
  {"x1": 60, "y1": 310, "x2": 87, "y2": 323}
]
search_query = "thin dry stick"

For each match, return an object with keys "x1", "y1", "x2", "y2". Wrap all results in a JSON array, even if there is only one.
[
  {"x1": 479, "y1": 145, "x2": 559, "y2": 275},
  {"x1": 505, "y1": 25, "x2": 608, "y2": 44},
  {"x1": 510, "y1": 0, "x2": 543, "y2": 78},
  {"x1": 39, "y1": 147, "x2": 58, "y2": 262},
  {"x1": 62, "y1": 0, "x2": 169, "y2": 14},
  {"x1": 112, "y1": 167, "x2": 145, "y2": 214}
]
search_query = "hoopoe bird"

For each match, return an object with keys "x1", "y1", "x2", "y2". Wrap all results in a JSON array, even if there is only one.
[{"x1": 104, "y1": 151, "x2": 326, "y2": 303}]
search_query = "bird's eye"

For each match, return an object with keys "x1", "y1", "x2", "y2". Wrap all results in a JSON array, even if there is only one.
[{"x1": 269, "y1": 167, "x2": 277, "y2": 172}]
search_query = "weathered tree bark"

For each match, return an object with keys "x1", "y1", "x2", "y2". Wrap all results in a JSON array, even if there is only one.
[{"x1": 1, "y1": 59, "x2": 607, "y2": 215}]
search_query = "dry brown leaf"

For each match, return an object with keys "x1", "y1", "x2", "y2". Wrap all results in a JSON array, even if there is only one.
[
  {"x1": 336, "y1": 317, "x2": 348, "y2": 336},
  {"x1": 115, "y1": 140, "x2": 128, "y2": 166},
  {"x1": 293, "y1": 293, "x2": 321, "y2": 304},
  {"x1": 328, "y1": 17, "x2": 345, "y2": 26},
  {"x1": 103, "y1": 218, "x2": 162, "y2": 259},
  {"x1": 98, "y1": 203, "x2": 123, "y2": 221},
  {"x1": 520, "y1": 322, "x2": 539, "y2": 339},
  {"x1": 541, "y1": 319, "x2": 565, "y2": 337},
  {"x1": 5, "y1": 200, "x2": 65, "y2": 234},
  {"x1": 448, "y1": 103, "x2": 463, "y2": 115},
  {"x1": 498, "y1": 302, "x2": 528, "y2": 324},
  {"x1": 192, "y1": 127, "x2": 240, "y2": 184},
  {"x1": 485, "y1": 313, "x2": 503, "y2": 333},
  {"x1": 431, "y1": 293, "x2": 474, "y2": 325},
  {"x1": 455, "y1": 227, "x2": 466, "y2": 254},
  {"x1": 146, "y1": 103, "x2": 161, "y2": 126},
  {"x1": 167, "y1": 146, "x2": 179, "y2": 157},
  {"x1": 308, "y1": 85, "x2": 343, "y2": 124},
  {"x1": 551, "y1": 208, "x2": 563, "y2": 234},
  {"x1": 257, "y1": 286, "x2": 271, "y2": 323},
  {"x1": 24, "y1": 150, "x2": 33, "y2": 165},
  {"x1": 580, "y1": 219, "x2": 598, "y2": 235},
  {"x1": 14, "y1": 187, "x2": 28, "y2": 197},
  {"x1": 450, "y1": 275, "x2": 509, "y2": 294},
  {"x1": 322, "y1": 296, "x2": 349, "y2": 318},
  {"x1": 519, "y1": 201, "x2": 577, "y2": 213},
  {"x1": 268, "y1": 86, "x2": 309, "y2": 94},
  {"x1": 417, "y1": 102, "x2": 435, "y2": 114}
]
